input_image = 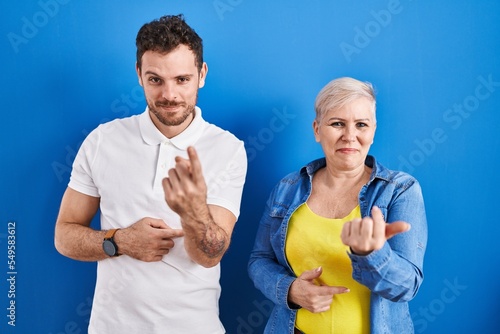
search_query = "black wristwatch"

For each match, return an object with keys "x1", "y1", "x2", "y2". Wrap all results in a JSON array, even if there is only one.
[{"x1": 103, "y1": 229, "x2": 120, "y2": 257}]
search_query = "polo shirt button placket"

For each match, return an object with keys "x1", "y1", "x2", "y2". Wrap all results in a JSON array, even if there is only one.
[
  {"x1": 161, "y1": 141, "x2": 170, "y2": 170},
  {"x1": 154, "y1": 140, "x2": 173, "y2": 191}
]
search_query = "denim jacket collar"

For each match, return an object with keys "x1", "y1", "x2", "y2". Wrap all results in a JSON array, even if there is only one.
[{"x1": 300, "y1": 155, "x2": 391, "y2": 184}]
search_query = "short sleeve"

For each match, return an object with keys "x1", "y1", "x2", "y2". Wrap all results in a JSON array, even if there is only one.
[
  {"x1": 206, "y1": 142, "x2": 247, "y2": 219},
  {"x1": 68, "y1": 128, "x2": 101, "y2": 198}
]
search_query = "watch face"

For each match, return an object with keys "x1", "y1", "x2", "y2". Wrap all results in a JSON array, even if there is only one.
[{"x1": 103, "y1": 239, "x2": 117, "y2": 256}]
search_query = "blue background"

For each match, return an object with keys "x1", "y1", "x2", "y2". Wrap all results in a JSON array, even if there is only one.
[{"x1": 1, "y1": 0, "x2": 499, "y2": 333}]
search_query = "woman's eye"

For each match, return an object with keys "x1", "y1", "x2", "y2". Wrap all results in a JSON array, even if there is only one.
[
  {"x1": 330, "y1": 122, "x2": 343, "y2": 127},
  {"x1": 357, "y1": 122, "x2": 368, "y2": 128}
]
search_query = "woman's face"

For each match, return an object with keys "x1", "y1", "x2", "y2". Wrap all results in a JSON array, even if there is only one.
[{"x1": 313, "y1": 97, "x2": 376, "y2": 172}]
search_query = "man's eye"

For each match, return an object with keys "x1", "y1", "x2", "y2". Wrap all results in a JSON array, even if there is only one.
[
  {"x1": 148, "y1": 77, "x2": 161, "y2": 84},
  {"x1": 177, "y1": 77, "x2": 189, "y2": 83}
]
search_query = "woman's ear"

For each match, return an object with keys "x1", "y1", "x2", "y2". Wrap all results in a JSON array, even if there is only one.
[{"x1": 313, "y1": 119, "x2": 320, "y2": 143}]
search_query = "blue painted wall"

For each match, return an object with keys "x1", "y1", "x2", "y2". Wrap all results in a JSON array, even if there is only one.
[{"x1": 1, "y1": 0, "x2": 499, "y2": 333}]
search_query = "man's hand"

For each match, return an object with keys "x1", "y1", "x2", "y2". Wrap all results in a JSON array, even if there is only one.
[
  {"x1": 116, "y1": 217, "x2": 184, "y2": 262},
  {"x1": 162, "y1": 146, "x2": 209, "y2": 220},
  {"x1": 161, "y1": 146, "x2": 234, "y2": 267},
  {"x1": 288, "y1": 267, "x2": 350, "y2": 313},
  {"x1": 340, "y1": 206, "x2": 411, "y2": 256}
]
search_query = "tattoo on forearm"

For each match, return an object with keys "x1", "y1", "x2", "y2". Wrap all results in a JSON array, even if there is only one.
[{"x1": 199, "y1": 223, "x2": 227, "y2": 258}]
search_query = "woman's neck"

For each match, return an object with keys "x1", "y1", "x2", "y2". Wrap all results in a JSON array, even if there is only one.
[{"x1": 320, "y1": 163, "x2": 370, "y2": 189}]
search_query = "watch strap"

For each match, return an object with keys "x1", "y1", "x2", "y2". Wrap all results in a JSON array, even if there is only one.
[{"x1": 104, "y1": 228, "x2": 119, "y2": 240}]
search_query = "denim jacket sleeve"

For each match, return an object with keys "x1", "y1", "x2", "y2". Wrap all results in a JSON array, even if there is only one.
[
  {"x1": 248, "y1": 184, "x2": 298, "y2": 309},
  {"x1": 349, "y1": 175, "x2": 427, "y2": 303}
]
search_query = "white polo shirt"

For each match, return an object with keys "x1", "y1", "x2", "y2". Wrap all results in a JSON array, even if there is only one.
[{"x1": 68, "y1": 107, "x2": 247, "y2": 334}]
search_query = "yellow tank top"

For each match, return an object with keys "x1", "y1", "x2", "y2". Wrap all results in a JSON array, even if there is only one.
[{"x1": 286, "y1": 203, "x2": 370, "y2": 334}]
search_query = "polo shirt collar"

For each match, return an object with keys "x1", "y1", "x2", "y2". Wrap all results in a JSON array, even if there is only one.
[{"x1": 140, "y1": 106, "x2": 205, "y2": 149}]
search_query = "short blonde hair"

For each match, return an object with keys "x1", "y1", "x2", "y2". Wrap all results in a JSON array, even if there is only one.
[{"x1": 314, "y1": 77, "x2": 376, "y2": 123}]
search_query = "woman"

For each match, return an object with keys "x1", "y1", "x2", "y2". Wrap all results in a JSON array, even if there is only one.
[{"x1": 248, "y1": 77, "x2": 427, "y2": 333}]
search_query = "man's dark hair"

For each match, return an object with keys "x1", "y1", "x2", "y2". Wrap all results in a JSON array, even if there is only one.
[{"x1": 136, "y1": 14, "x2": 203, "y2": 72}]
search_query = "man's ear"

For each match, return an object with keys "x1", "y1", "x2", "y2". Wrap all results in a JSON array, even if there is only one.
[
  {"x1": 135, "y1": 62, "x2": 143, "y2": 86},
  {"x1": 198, "y1": 62, "x2": 208, "y2": 88}
]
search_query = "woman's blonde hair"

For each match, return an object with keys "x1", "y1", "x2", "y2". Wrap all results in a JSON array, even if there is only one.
[{"x1": 314, "y1": 77, "x2": 376, "y2": 123}]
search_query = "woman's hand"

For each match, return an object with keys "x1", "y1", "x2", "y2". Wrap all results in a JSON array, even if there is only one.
[
  {"x1": 288, "y1": 267, "x2": 350, "y2": 313},
  {"x1": 340, "y1": 206, "x2": 410, "y2": 256}
]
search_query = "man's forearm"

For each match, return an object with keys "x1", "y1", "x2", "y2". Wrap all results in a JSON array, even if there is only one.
[
  {"x1": 181, "y1": 211, "x2": 230, "y2": 268},
  {"x1": 55, "y1": 222, "x2": 109, "y2": 262}
]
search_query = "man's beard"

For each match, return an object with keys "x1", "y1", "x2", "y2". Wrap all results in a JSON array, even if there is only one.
[{"x1": 148, "y1": 99, "x2": 196, "y2": 126}]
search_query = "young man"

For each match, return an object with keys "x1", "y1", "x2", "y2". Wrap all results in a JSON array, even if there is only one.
[{"x1": 54, "y1": 15, "x2": 247, "y2": 333}]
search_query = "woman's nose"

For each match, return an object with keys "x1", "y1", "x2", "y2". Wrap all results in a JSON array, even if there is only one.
[{"x1": 342, "y1": 126, "x2": 356, "y2": 142}]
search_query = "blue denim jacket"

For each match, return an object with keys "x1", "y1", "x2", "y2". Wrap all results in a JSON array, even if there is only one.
[{"x1": 248, "y1": 156, "x2": 427, "y2": 334}]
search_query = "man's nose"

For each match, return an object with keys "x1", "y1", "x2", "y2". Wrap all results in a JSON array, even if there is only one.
[{"x1": 161, "y1": 82, "x2": 177, "y2": 101}]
